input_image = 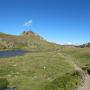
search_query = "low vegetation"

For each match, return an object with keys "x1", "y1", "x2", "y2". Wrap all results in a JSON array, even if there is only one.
[
  {"x1": 0, "y1": 31, "x2": 90, "y2": 90},
  {"x1": 0, "y1": 50, "x2": 75, "y2": 90},
  {"x1": 0, "y1": 78, "x2": 9, "y2": 90},
  {"x1": 44, "y1": 71, "x2": 81, "y2": 90}
]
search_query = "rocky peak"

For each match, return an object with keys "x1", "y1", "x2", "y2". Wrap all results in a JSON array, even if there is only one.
[{"x1": 22, "y1": 30, "x2": 35, "y2": 36}]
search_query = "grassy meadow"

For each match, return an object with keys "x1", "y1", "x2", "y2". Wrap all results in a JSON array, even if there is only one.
[
  {"x1": 61, "y1": 47, "x2": 90, "y2": 66},
  {"x1": 0, "y1": 49, "x2": 77, "y2": 90}
]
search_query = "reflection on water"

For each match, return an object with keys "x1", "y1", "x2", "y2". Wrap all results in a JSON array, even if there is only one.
[{"x1": 0, "y1": 50, "x2": 28, "y2": 58}]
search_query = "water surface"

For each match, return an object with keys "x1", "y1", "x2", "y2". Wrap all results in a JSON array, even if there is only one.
[{"x1": 0, "y1": 50, "x2": 28, "y2": 58}]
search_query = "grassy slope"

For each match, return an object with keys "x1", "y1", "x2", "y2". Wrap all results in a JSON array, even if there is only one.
[
  {"x1": 0, "y1": 32, "x2": 26, "y2": 49},
  {"x1": 0, "y1": 31, "x2": 60, "y2": 51},
  {"x1": 0, "y1": 50, "x2": 74, "y2": 90},
  {"x1": 61, "y1": 47, "x2": 90, "y2": 67}
]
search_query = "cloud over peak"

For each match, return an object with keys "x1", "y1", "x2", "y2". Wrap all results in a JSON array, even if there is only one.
[{"x1": 23, "y1": 20, "x2": 32, "y2": 26}]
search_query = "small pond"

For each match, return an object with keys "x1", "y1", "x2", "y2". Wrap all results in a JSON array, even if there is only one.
[{"x1": 0, "y1": 50, "x2": 28, "y2": 58}]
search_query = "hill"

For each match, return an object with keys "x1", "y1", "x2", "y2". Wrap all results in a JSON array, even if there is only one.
[
  {"x1": 0, "y1": 30, "x2": 60, "y2": 51},
  {"x1": 78, "y1": 43, "x2": 90, "y2": 48}
]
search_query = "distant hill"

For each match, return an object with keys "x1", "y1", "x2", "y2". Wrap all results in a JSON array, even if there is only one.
[
  {"x1": 77, "y1": 43, "x2": 90, "y2": 48},
  {"x1": 0, "y1": 30, "x2": 60, "y2": 50}
]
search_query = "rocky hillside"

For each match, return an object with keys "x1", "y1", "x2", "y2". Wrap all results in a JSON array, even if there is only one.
[{"x1": 0, "y1": 30, "x2": 60, "y2": 50}]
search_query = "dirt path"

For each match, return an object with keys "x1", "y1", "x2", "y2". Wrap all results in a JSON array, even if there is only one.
[
  {"x1": 77, "y1": 74, "x2": 90, "y2": 90},
  {"x1": 72, "y1": 59, "x2": 90, "y2": 90},
  {"x1": 58, "y1": 53, "x2": 90, "y2": 90},
  {"x1": 68, "y1": 59, "x2": 90, "y2": 90}
]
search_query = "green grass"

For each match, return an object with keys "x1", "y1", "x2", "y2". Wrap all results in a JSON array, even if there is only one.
[
  {"x1": 0, "y1": 78, "x2": 9, "y2": 89},
  {"x1": 0, "y1": 50, "x2": 74, "y2": 90},
  {"x1": 61, "y1": 47, "x2": 90, "y2": 67},
  {"x1": 44, "y1": 71, "x2": 81, "y2": 90},
  {"x1": 0, "y1": 47, "x2": 90, "y2": 90}
]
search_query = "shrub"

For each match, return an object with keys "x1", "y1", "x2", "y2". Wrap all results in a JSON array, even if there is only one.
[
  {"x1": 44, "y1": 72, "x2": 81, "y2": 90},
  {"x1": 0, "y1": 78, "x2": 9, "y2": 90}
]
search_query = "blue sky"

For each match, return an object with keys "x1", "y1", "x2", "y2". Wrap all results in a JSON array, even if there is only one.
[{"x1": 0, "y1": 0, "x2": 90, "y2": 44}]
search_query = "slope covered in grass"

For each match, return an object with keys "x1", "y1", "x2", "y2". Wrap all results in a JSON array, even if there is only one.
[
  {"x1": 0, "y1": 50, "x2": 75, "y2": 90},
  {"x1": 61, "y1": 47, "x2": 90, "y2": 67},
  {"x1": 0, "y1": 31, "x2": 60, "y2": 50}
]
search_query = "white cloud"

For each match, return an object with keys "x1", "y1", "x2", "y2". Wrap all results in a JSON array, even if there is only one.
[
  {"x1": 23, "y1": 20, "x2": 32, "y2": 26},
  {"x1": 67, "y1": 42, "x2": 73, "y2": 45},
  {"x1": 62, "y1": 42, "x2": 73, "y2": 45}
]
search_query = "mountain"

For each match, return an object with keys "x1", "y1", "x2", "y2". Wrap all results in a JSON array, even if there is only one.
[{"x1": 0, "y1": 30, "x2": 60, "y2": 50}]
